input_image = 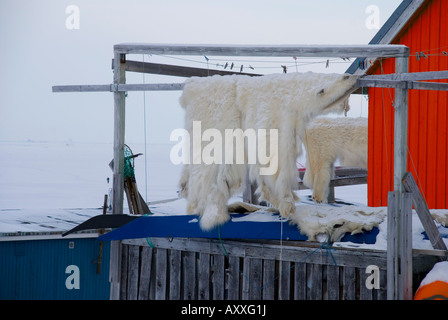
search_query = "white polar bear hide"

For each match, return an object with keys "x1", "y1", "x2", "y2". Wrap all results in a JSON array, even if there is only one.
[
  {"x1": 303, "y1": 117, "x2": 368, "y2": 203},
  {"x1": 179, "y1": 72, "x2": 359, "y2": 230},
  {"x1": 179, "y1": 75, "x2": 246, "y2": 229},
  {"x1": 290, "y1": 204, "x2": 386, "y2": 242}
]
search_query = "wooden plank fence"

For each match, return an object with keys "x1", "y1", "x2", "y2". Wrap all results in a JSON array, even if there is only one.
[{"x1": 118, "y1": 237, "x2": 393, "y2": 300}]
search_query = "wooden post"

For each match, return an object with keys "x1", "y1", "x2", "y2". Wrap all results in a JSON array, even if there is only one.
[
  {"x1": 109, "y1": 52, "x2": 126, "y2": 300},
  {"x1": 400, "y1": 192, "x2": 413, "y2": 300},
  {"x1": 387, "y1": 191, "x2": 398, "y2": 300},
  {"x1": 394, "y1": 56, "x2": 409, "y2": 194},
  {"x1": 243, "y1": 169, "x2": 259, "y2": 205},
  {"x1": 112, "y1": 53, "x2": 126, "y2": 215},
  {"x1": 387, "y1": 55, "x2": 412, "y2": 300},
  {"x1": 387, "y1": 191, "x2": 413, "y2": 300}
]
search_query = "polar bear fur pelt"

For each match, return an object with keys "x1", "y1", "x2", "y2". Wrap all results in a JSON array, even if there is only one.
[
  {"x1": 303, "y1": 117, "x2": 368, "y2": 203},
  {"x1": 179, "y1": 72, "x2": 359, "y2": 230}
]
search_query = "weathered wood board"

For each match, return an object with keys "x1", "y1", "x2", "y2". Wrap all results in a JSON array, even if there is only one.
[{"x1": 118, "y1": 237, "x2": 393, "y2": 300}]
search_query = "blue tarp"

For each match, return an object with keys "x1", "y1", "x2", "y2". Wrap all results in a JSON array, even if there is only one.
[
  {"x1": 98, "y1": 214, "x2": 308, "y2": 241},
  {"x1": 98, "y1": 213, "x2": 379, "y2": 244}
]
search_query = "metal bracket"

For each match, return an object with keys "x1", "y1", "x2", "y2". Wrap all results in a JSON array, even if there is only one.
[{"x1": 120, "y1": 53, "x2": 126, "y2": 64}]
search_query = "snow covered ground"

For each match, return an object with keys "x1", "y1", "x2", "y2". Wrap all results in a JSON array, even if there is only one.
[
  {"x1": 0, "y1": 140, "x2": 446, "y2": 252},
  {"x1": 0, "y1": 141, "x2": 181, "y2": 235},
  {"x1": 0, "y1": 140, "x2": 368, "y2": 210},
  {"x1": 0, "y1": 141, "x2": 182, "y2": 209}
]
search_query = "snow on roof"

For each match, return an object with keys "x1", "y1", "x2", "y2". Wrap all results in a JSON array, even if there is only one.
[
  {"x1": 0, "y1": 207, "x2": 104, "y2": 238},
  {"x1": 1, "y1": 195, "x2": 446, "y2": 251}
]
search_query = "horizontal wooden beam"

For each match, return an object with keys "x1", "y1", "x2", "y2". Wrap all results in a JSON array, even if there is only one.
[
  {"x1": 413, "y1": 248, "x2": 448, "y2": 258},
  {"x1": 357, "y1": 78, "x2": 448, "y2": 91},
  {"x1": 118, "y1": 83, "x2": 184, "y2": 91},
  {"x1": 115, "y1": 59, "x2": 262, "y2": 77},
  {"x1": 363, "y1": 70, "x2": 448, "y2": 81},
  {"x1": 297, "y1": 167, "x2": 368, "y2": 190},
  {"x1": 52, "y1": 84, "x2": 112, "y2": 92},
  {"x1": 52, "y1": 83, "x2": 185, "y2": 93},
  {"x1": 114, "y1": 43, "x2": 409, "y2": 58},
  {"x1": 53, "y1": 77, "x2": 448, "y2": 94},
  {"x1": 357, "y1": 78, "x2": 407, "y2": 89},
  {"x1": 298, "y1": 167, "x2": 367, "y2": 180},
  {"x1": 122, "y1": 237, "x2": 388, "y2": 269},
  {"x1": 411, "y1": 81, "x2": 448, "y2": 91},
  {"x1": 297, "y1": 175, "x2": 367, "y2": 190}
]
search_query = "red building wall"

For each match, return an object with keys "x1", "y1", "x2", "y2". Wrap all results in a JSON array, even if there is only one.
[{"x1": 367, "y1": 0, "x2": 448, "y2": 208}]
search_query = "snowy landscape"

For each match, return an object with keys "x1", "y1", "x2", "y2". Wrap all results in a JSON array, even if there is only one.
[
  {"x1": 0, "y1": 141, "x2": 181, "y2": 210},
  {"x1": 1, "y1": 139, "x2": 446, "y2": 253},
  {"x1": 1, "y1": 1, "x2": 448, "y2": 301},
  {"x1": 0, "y1": 141, "x2": 181, "y2": 234}
]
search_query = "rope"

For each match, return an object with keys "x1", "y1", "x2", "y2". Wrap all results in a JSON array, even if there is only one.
[
  {"x1": 145, "y1": 236, "x2": 155, "y2": 248},
  {"x1": 149, "y1": 46, "x2": 447, "y2": 73},
  {"x1": 407, "y1": 147, "x2": 428, "y2": 205},
  {"x1": 322, "y1": 229, "x2": 338, "y2": 266},
  {"x1": 217, "y1": 225, "x2": 229, "y2": 257},
  {"x1": 143, "y1": 213, "x2": 155, "y2": 248},
  {"x1": 279, "y1": 215, "x2": 284, "y2": 262},
  {"x1": 151, "y1": 53, "x2": 352, "y2": 72},
  {"x1": 142, "y1": 54, "x2": 148, "y2": 202}
]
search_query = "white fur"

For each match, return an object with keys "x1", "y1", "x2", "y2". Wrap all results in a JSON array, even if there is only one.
[
  {"x1": 179, "y1": 72, "x2": 359, "y2": 230},
  {"x1": 179, "y1": 75, "x2": 244, "y2": 229},
  {"x1": 290, "y1": 204, "x2": 386, "y2": 241},
  {"x1": 303, "y1": 117, "x2": 368, "y2": 203}
]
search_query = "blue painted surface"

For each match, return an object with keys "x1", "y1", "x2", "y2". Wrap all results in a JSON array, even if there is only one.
[
  {"x1": 98, "y1": 213, "x2": 380, "y2": 244},
  {"x1": 0, "y1": 237, "x2": 110, "y2": 300},
  {"x1": 98, "y1": 214, "x2": 309, "y2": 241}
]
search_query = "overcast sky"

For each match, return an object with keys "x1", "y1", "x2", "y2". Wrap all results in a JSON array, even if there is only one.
[{"x1": 0, "y1": 0, "x2": 401, "y2": 144}]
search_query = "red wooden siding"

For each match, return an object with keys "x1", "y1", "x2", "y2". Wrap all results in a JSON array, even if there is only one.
[{"x1": 367, "y1": 0, "x2": 448, "y2": 208}]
